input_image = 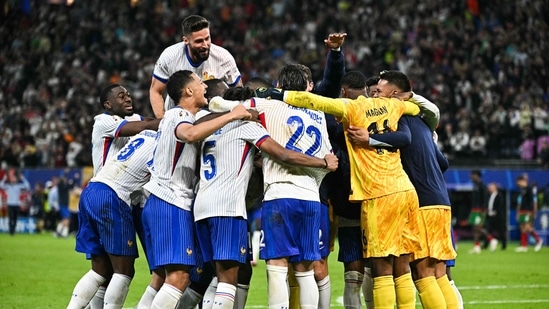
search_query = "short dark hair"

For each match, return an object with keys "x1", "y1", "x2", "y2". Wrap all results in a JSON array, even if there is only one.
[
  {"x1": 341, "y1": 71, "x2": 367, "y2": 89},
  {"x1": 471, "y1": 170, "x2": 482, "y2": 178},
  {"x1": 204, "y1": 79, "x2": 229, "y2": 99},
  {"x1": 167, "y1": 70, "x2": 195, "y2": 104},
  {"x1": 365, "y1": 76, "x2": 380, "y2": 88},
  {"x1": 278, "y1": 64, "x2": 308, "y2": 91},
  {"x1": 181, "y1": 15, "x2": 210, "y2": 36},
  {"x1": 223, "y1": 86, "x2": 255, "y2": 101},
  {"x1": 379, "y1": 70, "x2": 411, "y2": 92},
  {"x1": 99, "y1": 84, "x2": 121, "y2": 108},
  {"x1": 245, "y1": 76, "x2": 273, "y2": 90}
]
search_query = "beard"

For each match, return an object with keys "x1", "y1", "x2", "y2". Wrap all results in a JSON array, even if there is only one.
[{"x1": 190, "y1": 46, "x2": 210, "y2": 62}]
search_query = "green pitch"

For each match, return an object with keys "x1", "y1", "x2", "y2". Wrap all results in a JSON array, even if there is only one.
[{"x1": 0, "y1": 233, "x2": 547, "y2": 308}]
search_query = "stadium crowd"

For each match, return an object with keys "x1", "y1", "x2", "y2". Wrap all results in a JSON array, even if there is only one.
[{"x1": 1, "y1": 0, "x2": 549, "y2": 169}]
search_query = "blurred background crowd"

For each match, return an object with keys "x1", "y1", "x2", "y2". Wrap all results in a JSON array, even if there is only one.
[{"x1": 1, "y1": 0, "x2": 549, "y2": 169}]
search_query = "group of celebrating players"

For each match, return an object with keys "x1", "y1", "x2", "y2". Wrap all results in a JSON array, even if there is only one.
[{"x1": 66, "y1": 14, "x2": 464, "y2": 309}]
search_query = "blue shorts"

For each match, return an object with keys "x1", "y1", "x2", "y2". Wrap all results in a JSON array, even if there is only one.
[
  {"x1": 59, "y1": 205, "x2": 71, "y2": 219},
  {"x1": 75, "y1": 182, "x2": 138, "y2": 257},
  {"x1": 319, "y1": 204, "x2": 330, "y2": 258},
  {"x1": 142, "y1": 194, "x2": 197, "y2": 270},
  {"x1": 259, "y1": 198, "x2": 321, "y2": 263},
  {"x1": 338, "y1": 226, "x2": 363, "y2": 264},
  {"x1": 196, "y1": 217, "x2": 249, "y2": 264},
  {"x1": 189, "y1": 243, "x2": 215, "y2": 285}
]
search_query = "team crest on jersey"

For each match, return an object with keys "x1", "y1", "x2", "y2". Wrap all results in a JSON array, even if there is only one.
[
  {"x1": 240, "y1": 246, "x2": 247, "y2": 255},
  {"x1": 195, "y1": 267, "x2": 203, "y2": 274},
  {"x1": 179, "y1": 110, "x2": 189, "y2": 117},
  {"x1": 127, "y1": 240, "x2": 134, "y2": 247},
  {"x1": 186, "y1": 247, "x2": 193, "y2": 256},
  {"x1": 203, "y1": 72, "x2": 216, "y2": 81}
]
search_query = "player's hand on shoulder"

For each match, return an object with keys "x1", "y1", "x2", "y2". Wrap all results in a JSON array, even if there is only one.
[
  {"x1": 391, "y1": 91, "x2": 413, "y2": 101},
  {"x1": 230, "y1": 104, "x2": 253, "y2": 120},
  {"x1": 324, "y1": 153, "x2": 339, "y2": 172},
  {"x1": 346, "y1": 125, "x2": 370, "y2": 146},
  {"x1": 253, "y1": 87, "x2": 284, "y2": 101},
  {"x1": 324, "y1": 33, "x2": 347, "y2": 49}
]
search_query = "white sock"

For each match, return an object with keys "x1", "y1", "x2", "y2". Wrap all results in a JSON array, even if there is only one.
[
  {"x1": 136, "y1": 285, "x2": 158, "y2": 309},
  {"x1": 151, "y1": 284, "x2": 183, "y2": 309},
  {"x1": 252, "y1": 231, "x2": 261, "y2": 264},
  {"x1": 294, "y1": 270, "x2": 319, "y2": 309},
  {"x1": 266, "y1": 264, "x2": 289, "y2": 309},
  {"x1": 363, "y1": 267, "x2": 374, "y2": 309},
  {"x1": 317, "y1": 275, "x2": 331, "y2": 309},
  {"x1": 67, "y1": 270, "x2": 106, "y2": 309},
  {"x1": 202, "y1": 276, "x2": 218, "y2": 309},
  {"x1": 212, "y1": 282, "x2": 236, "y2": 309},
  {"x1": 89, "y1": 286, "x2": 106, "y2": 309},
  {"x1": 62, "y1": 225, "x2": 69, "y2": 237},
  {"x1": 234, "y1": 283, "x2": 249, "y2": 309},
  {"x1": 449, "y1": 280, "x2": 464, "y2": 309},
  {"x1": 343, "y1": 270, "x2": 363, "y2": 309},
  {"x1": 103, "y1": 273, "x2": 132, "y2": 308},
  {"x1": 177, "y1": 287, "x2": 203, "y2": 309},
  {"x1": 56, "y1": 222, "x2": 64, "y2": 235}
]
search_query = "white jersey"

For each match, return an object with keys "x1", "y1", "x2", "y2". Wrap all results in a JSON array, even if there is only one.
[
  {"x1": 143, "y1": 107, "x2": 199, "y2": 211},
  {"x1": 211, "y1": 97, "x2": 332, "y2": 202},
  {"x1": 193, "y1": 120, "x2": 269, "y2": 221},
  {"x1": 91, "y1": 130, "x2": 157, "y2": 206},
  {"x1": 153, "y1": 42, "x2": 241, "y2": 110},
  {"x1": 91, "y1": 113, "x2": 143, "y2": 176}
]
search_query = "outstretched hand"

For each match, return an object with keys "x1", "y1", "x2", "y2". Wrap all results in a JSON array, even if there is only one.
[{"x1": 324, "y1": 33, "x2": 347, "y2": 50}]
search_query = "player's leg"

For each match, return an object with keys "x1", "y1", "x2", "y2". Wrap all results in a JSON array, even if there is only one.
[
  {"x1": 234, "y1": 261, "x2": 253, "y2": 309},
  {"x1": 338, "y1": 218, "x2": 366, "y2": 309},
  {"x1": 435, "y1": 261, "x2": 459, "y2": 309},
  {"x1": 315, "y1": 204, "x2": 331, "y2": 309}
]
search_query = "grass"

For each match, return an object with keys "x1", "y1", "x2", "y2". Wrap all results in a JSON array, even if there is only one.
[{"x1": 0, "y1": 233, "x2": 548, "y2": 308}]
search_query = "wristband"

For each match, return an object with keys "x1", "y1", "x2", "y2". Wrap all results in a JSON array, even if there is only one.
[{"x1": 323, "y1": 158, "x2": 328, "y2": 169}]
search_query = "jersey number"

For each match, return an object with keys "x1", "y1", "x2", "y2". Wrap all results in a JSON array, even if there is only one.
[
  {"x1": 202, "y1": 141, "x2": 217, "y2": 180},
  {"x1": 117, "y1": 138, "x2": 145, "y2": 161},
  {"x1": 367, "y1": 120, "x2": 396, "y2": 154},
  {"x1": 285, "y1": 116, "x2": 322, "y2": 155}
]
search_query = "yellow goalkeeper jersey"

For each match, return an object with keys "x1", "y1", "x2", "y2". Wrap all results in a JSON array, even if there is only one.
[{"x1": 285, "y1": 91, "x2": 419, "y2": 201}]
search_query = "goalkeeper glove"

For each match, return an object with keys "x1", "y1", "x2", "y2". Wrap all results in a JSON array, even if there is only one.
[{"x1": 253, "y1": 87, "x2": 285, "y2": 101}]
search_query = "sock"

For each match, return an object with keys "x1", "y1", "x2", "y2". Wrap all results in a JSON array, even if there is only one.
[
  {"x1": 363, "y1": 267, "x2": 374, "y2": 309},
  {"x1": 212, "y1": 282, "x2": 236, "y2": 309},
  {"x1": 414, "y1": 276, "x2": 445, "y2": 309},
  {"x1": 202, "y1": 276, "x2": 218, "y2": 309},
  {"x1": 474, "y1": 241, "x2": 480, "y2": 246},
  {"x1": 103, "y1": 273, "x2": 131, "y2": 308},
  {"x1": 67, "y1": 270, "x2": 106, "y2": 309},
  {"x1": 56, "y1": 222, "x2": 64, "y2": 235},
  {"x1": 89, "y1": 286, "x2": 106, "y2": 309},
  {"x1": 373, "y1": 275, "x2": 395, "y2": 309},
  {"x1": 316, "y1": 275, "x2": 331, "y2": 309},
  {"x1": 62, "y1": 225, "x2": 69, "y2": 237},
  {"x1": 343, "y1": 271, "x2": 363, "y2": 309},
  {"x1": 437, "y1": 275, "x2": 459, "y2": 309},
  {"x1": 136, "y1": 286, "x2": 158, "y2": 309},
  {"x1": 521, "y1": 233, "x2": 528, "y2": 247},
  {"x1": 531, "y1": 231, "x2": 541, "y2": 242},
  {"x1": 151, "y1": 284, "x2": 183, "y2": 309},
  {"x1": 394, "y1": 273, "x2": 416, "y2": 309},
  {"x1": 287, "y1": 267, "x2": 299, "y2": 309},
  {"x1": 252, "y1": 231, "x2": 261, "y2": 264},
  {"x1": 449, "y1": 280, "x2": 464, "y2": 309},
  {"x1": 294, "y1": 270, "x2": 319, "y2": 309},
  {"x1": 177, "y1": 287, "x2": 203, "y2": 309},
  {"x1": 234, "y1": 283, "x2": 249, "y2": 309},
  {"x1": 266, "y1": 264, "x2": 289, "y2": 309}
]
